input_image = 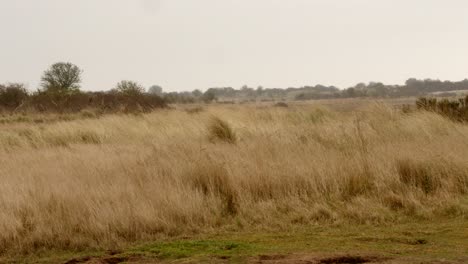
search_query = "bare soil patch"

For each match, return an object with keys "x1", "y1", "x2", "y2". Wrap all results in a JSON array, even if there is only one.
[
  {"x1": 64, "y1": 256, "x2": 130, "y2": 264},
  {"x1": 251, "y1": 254, "x2": 467, "y2": 264},
  {"x1": 252, "y1": 254, "x2": 389, "y2": 264}
]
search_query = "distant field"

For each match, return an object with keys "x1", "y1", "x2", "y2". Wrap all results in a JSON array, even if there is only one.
[
  {"x1": 0, "y1": 99, "x2": 467, "y2": 263},
  {"x1": 430, "y1": 90, "x2": 468, "y2": 96},
  {"x1": 294, "y1": 97, "x2": 418, "y2": 111}
]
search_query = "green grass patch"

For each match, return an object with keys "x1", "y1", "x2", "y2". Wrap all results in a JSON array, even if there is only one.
[
  {"x1": 129, "y1": 240, "x2": 254, "y2": 260},
  {"x1": 3, "y1": 218, "x2": 467, "y2": 263},
  {"x1": 124, "y1": 218, "x2": 468, "y2": 263}
]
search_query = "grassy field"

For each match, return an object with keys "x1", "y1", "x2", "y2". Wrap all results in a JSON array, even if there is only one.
[
  {"x1": 0, "y1": 99, "x2": 467, "y2": 263},
  {"x1": 3, "y1": 219, "x2": 467, "y2": 263}
]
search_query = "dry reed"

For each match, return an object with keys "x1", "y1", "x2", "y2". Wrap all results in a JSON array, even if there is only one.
[{"x1": 0, "y1": 102, "x2": 467, "y2": 253}]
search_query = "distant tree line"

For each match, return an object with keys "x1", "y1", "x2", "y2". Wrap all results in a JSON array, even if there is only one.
[
  {"x1": 157, "y1": 79, "x2": 468, "y2": 104},
  {"x1": 337, "y1": 79, "x2": 468, "y2": 99},
  {"x1": 2, "y1": 61, "x2": 468, "y2": 112}
]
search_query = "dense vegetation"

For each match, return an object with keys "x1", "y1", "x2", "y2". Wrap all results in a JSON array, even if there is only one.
[
  {"x1": 0, "y1": 63, "x2": 166, "y2": 113},
  {"x1": 162, "y1": 79, "x2": 468, "y2": 103},
  {"x1": 0, "y1": 102, "x2": 467, "y2": 255},
  {"x1": 2, "y1": 61, "x2": 468, "y2": 110},
  {"x1": 415, "y1": 96, "x2": 468, "y2": 122},
  {"x1": 0, "y1": 84, "x2": 166, "y2": 114}
]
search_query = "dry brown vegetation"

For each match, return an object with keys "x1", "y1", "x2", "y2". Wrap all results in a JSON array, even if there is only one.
[
  {"x1": 416, "y1": 95, "x2": 468, "y2": 121},
  {"x1": 0, "y1": 101, "x2": 467, "y2": 255},
  {"x1": 0, "y1": 83, "x2": 166, "y2": 114}
]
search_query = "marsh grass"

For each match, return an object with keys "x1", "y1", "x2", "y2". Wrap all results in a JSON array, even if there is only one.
[
  {"x1": 207, "y1": 116, "x2": 237, "y2": 144},
  {"x1": 416, "y1": 95, "x2": 468, "y2": 121},
  {"x1": 397, "y1": 159, "x2": 442, "y2": 195},
  {"x1": 0, "y1": 102, "x2": 467, "y2": 253},
  {"x1": 190, "y1": 162, "x2": 239, "y2": 216}
]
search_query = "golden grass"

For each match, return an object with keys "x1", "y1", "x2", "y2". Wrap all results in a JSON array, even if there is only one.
[
  {"x1": 207, "y1": 117, "x2": 237, "y2": 144},
  {"x1": 0, "y1": 102, "x2": 467, "y2": 254}
]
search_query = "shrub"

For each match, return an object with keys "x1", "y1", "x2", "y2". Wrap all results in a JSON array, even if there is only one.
[
  {"x1": 23, "y1": 91, "x2": 166, "y2": 114},
  {"x1": 415, "y1": 96, "x2": 468, "y2": 121},
  {"x1": 0, "y1": 83, "x2": 29, "y2": 110},
  {"x1": 416, "y1": 97, "x2": 437, "y2": 111},
  {"x1": 114, "y1": 80, "x2": 145, "y2": 97},
  {"x1": 87, "y1": 91, "x2": 165, "y2": 113},
  {"x1": 208, "y1": 117, "x2": 237, "y2": 144},
  {"x1": 28, "y1": 90, "x2": 89, "y2": 113}
]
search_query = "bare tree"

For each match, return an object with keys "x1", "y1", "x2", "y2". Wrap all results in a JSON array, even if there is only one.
[{"x1": 41, "y1": 62, "x2": 82, "y2": 94}]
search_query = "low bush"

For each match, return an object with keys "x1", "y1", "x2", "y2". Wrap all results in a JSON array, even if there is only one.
[
  {"x1": 415, "y1": 96, "x2": 468, "y2": 121},
  {"x1": 1, "y1": 63, "x2": 168, "y2": 114},
  {"x1": 0, "y1": 83, "x2": 29, "y2": 110},
  {"x1": 0, "y1": 84, "x2": 167, "y2": 114}
]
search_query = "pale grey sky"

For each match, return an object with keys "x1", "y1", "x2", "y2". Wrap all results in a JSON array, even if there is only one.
[{"x1": 0, "y1": 0, "x2": 467, "y2": 92}]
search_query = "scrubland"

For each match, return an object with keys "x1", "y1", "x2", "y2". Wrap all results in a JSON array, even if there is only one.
[{"x1": 0, "y1": 100, "x2": 467, "y2": 261}]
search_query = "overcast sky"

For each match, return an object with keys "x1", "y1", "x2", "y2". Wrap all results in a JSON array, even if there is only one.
[{"x1": 0, "y1": 0, "x2": 467, "y2": 92}]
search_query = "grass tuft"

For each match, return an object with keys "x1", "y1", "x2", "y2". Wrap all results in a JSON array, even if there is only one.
[
  {"x1": 397, "y1": 159, "x2": 441, "y2": 195},
  {"x1": 190, "y1": 162, "x2": 239, "y2": 216},
  {"x1": 207, "y1": 117, "x2": 237, "y2": 144}
]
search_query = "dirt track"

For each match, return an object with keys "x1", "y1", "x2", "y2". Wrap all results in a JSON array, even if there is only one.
[{"x1": 63, "y1": 253, "x2": 468, "y2": 264}]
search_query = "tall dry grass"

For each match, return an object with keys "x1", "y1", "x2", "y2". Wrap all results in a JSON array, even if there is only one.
[{"x1": 0, "y1": 102, "x2": 467, "y2": 253}]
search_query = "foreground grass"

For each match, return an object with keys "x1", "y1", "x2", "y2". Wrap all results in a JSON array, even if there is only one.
[
  {"x1": 0, "y1": 100, "x2": 468, "y2": 258},
  {"x1": 4, "y1": 218, "x2": 467, "y2": 263}
]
